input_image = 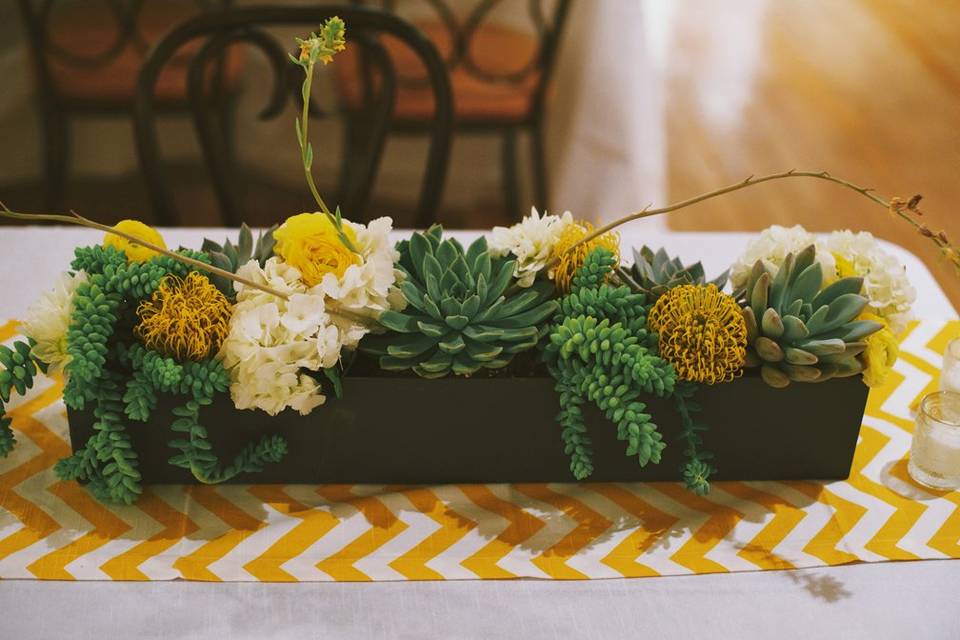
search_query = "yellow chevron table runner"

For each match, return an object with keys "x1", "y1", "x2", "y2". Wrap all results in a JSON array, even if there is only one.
[{"x1": 0, "y1": 318, "x2": 958, "y2": 582}]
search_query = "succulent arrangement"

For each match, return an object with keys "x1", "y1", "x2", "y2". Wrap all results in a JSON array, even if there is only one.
[
  {"x1": 741, "y1": 245, "x2": 882, "y2": 388},
  {"x1": 0, "y1": 18, "x2": 918, "y2": 506}
]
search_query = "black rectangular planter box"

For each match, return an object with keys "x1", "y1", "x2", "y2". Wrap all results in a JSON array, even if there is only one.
[{"x1": 66, "y1": 374, "x2": 869, "y2": 485}]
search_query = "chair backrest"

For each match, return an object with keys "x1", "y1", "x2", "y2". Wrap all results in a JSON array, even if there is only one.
[
  {"x1": 352, "y1": 0, "x2": 572, "y2": 117},
  {"x1": 18, "y1": 0, "x2": 233, "y2": 107},
  {"x1": 134, "y1": 5, "x2": 453, "y2": 227}
]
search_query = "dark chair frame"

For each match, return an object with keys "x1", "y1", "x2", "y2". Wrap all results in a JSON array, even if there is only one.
[
  {"x1": 349, "y1": 0, "x2": 572, "y2": 218},
  {"x1": 16, "y1": 0, "x2": 235, "y2": 212},
  {"x1": 134, "y1": 5, "x2": 454, "y2": 228}
]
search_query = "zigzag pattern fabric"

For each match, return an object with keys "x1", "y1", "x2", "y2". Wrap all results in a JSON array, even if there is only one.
[{"x1": 0, "y1": 319, "x2": 957, "y2": 582}]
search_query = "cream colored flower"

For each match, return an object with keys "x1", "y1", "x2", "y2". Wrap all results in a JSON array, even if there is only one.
[
  {"x1": 314, "y1": 216, "x2": 403, "y2": 347},
  {"x1": 730, "y1": 225, "x2": 835, "y2": 291},
  {"x1": 221, "y1": 217, "x2": 402, "y2": 416},
  {"x1": 822, "y1": 230, "x2": 915, "y2": 335},
  {"x1": 219, "y1": 258, "x2": 342, "y2": 416},
  {"x1": 21, "y1": 271, "x2": 87, "y2": 374},
  {"x1": 490, "y1": 208, "x2": 574, "y2": 287}
]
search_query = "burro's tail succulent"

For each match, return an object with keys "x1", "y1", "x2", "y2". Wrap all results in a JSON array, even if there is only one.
[
  {"x1": 363, "y1": 225, "x2": 558, "y2": 378},
  {"x1": 742, "y1": 244, "x2": 882, "y2": 387}
]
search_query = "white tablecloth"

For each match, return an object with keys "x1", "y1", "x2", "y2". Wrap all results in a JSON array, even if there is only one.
[{"x1": 0, "y1": 227, "x2": 957, "y2": 640}]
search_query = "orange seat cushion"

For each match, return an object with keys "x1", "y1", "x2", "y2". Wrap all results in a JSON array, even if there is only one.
[
  {"x1": 43, "y1": 2, "x2": 244, "y2": 105},
  {"x1": 335, "y1": 21, "x2": 543, "y2": 122}
]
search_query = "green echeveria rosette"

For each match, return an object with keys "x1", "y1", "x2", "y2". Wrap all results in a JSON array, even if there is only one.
[
  {"x1": 629, "y1": 245, "x2": 729, "y2": 303},
  {"x1": 741, "y1": 244, "x2": 883, "y2": 388},
  {"x1": 363, "y1": 225, "x2": 558, "y2": 378},
  {"x1": 201, "y1": 223, "x2": 278, "y2": 296}
]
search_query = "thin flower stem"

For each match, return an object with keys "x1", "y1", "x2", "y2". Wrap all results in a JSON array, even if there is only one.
[
  {"x1": 298, "y1": 62, "x2": 332, "y2": 217},
  {"x1": 296, "y1": 61, "x2": 358, "y2": 254},
  {"x1": 0, "y1": 205, "x2": 292, "y2": 300},
  {"x1": 546, "y1": 169, "x2": 960, "y2": 274}
]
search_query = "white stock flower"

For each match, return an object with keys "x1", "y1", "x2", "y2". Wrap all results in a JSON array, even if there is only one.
[
  {"x1": 822, "y1": 230, "x2": 916, "y2": 335},
  {"x1": 21, "y1": 271, "x2": 87, "y2": 374},
  {"x1": 489, "y1": 208, "x2": 574, "y2": 287},
  {"x1": 729, "y1": 224, "x2": 836, "y2": 290}
]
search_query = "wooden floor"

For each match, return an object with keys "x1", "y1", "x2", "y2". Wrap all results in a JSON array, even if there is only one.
[{"x1": 663, "y1": 0, "x2": 960, "y2": 311}]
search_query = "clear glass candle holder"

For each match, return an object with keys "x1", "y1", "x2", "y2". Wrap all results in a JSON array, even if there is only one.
[
  {"x1": 909, "y1": 391, "x2": 960, "y2": 490},
  {"x1": 940, "y1": 338, "x2": 960, "y2": 394}
]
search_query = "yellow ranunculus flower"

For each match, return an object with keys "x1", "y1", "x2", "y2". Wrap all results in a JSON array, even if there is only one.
[
  {"x1": 273, "y1": 212, "x2": 360, "y2": 286},
  {"x1": 103, "y1": 219, "x2": 166, "y2": 262},
  {"x1": 861, "y1": 311, "x2": 899, "y2": 388}
]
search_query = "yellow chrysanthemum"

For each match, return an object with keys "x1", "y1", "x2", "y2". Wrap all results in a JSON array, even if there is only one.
[
  {"x1": 648, "y1": 284, "x2": 747, "y2": 384},
  {"x1": 550, "y1": 221, "x2": 620, "y2": 293},
  {"x1": 136, "y1": 272, "x2": 232, "y2": 361},
  {"x1": 273, "y1": 212, "x2": 360, "y2": 287},
  {"x1": 860, "y1": 311, "x2": 899, "y2": 387},
  {"x1": 103, "y1": 219, "x2": 166, "y2": 262}
]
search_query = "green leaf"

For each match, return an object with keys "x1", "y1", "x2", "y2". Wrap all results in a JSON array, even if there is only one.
[
  {"x1": 378, "y1": 310, "x2": 420, "y2": 333},
  {"x1": 304, "y1": 142, "x2": 314, "y2": 169},
  {"x1": 386, "y1": 334, "x2": 439, "y2": 358}
]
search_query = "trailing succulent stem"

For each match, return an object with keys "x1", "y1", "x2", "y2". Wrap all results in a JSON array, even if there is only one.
[
  {"x1": 742, "y1": 244, "x2": 882, "y2": 387},
  {"x1": 168, "y1": 399, "x2": 287, "y2": 485},
  {"x1": 674, "y1": 382, "x2": 715, "y2": 495},
  {"x1": 544, "y1": 248, "x2": 677, "y2": 479},
  {"x1": 121, "y1": 344, "x2": 287, "y2": 485},
  {"x1": 0, "y1": 340, "x2": 44, "y2": 458},
  {"x1": 55, "y1": 371, "x2": 142, "y2": 504},
  {"x1": 364, "y1": 225, "x2": 558, "y2": 377}
]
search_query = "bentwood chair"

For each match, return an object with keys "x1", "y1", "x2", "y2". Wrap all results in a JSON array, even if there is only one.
[
  {"x1": 338, "y1": 0, "x2": 572, "y2": 219},
  {"x1": 134, "y1": 5, "x2": 453, "y2": 227},
  {"x1": 17, "y1": 0, "x2": 239, "y2": 212}
]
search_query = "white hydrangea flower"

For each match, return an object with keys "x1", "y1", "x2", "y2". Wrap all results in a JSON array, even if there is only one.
[
  {"x1": 220, "y1": 217, "x2": 404, "y2": 416},
  {"x1": 21, "y1": 271, "x2": 87, "y2": 374},
  {"x1": 219, "y1": 258, "x2": 343, "y2": 416},
  {"x1": 489, "y1": 207, "x2": 574, "y2": 287},
  {"x1": 316, "y1": 216, "x2": 403, "y2": 347},
  {"x1": 729, "y1": 224, "x2": 836, "y2": 290},
  {"x1": 822, "y1": 230, "x2": 916, "y2": 335}
]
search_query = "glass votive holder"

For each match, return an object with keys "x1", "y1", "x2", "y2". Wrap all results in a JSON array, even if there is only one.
[
  {"x1": 940, "y1": 338, "x2": 960, "y2": 393},
  {"x1": 909, "y1": 391, "x2": 960, "y2": 491}
]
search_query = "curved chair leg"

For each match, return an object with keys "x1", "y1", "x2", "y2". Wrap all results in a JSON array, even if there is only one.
[
  {"x1": 41, "y1": 104, "x2": 69, "y2": 212},
  {"x1": 501, "y1": 127, "x2": 520, "y2": 220},
  {"x1": 531, "y1": 123, "x2": 548, "y2": 213}
]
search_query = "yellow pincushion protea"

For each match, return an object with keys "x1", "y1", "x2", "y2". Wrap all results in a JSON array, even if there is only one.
[
  {"x1": 103, "y1": 219, "x2": 166, "y2": 262},
  {"x1": 273, "y1": 212, "x2": 360, "y2": 287},
  {"x1": 550, "y1": 221, "x2": 620, "y2": 293},
  {"x1": 136, "y1": 272, "x2": 232, "y2": 361},
  {"x1": 648, "y1": 284, "x2": 747, "y2": 384}
]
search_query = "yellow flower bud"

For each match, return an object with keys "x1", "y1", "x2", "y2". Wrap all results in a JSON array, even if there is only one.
[
  {"x1": 103, "y1": 219, "x2": 166, "y2": 262},
  {"x1": 273, "y1": 212, "x2": 360, "y2": 287}
]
